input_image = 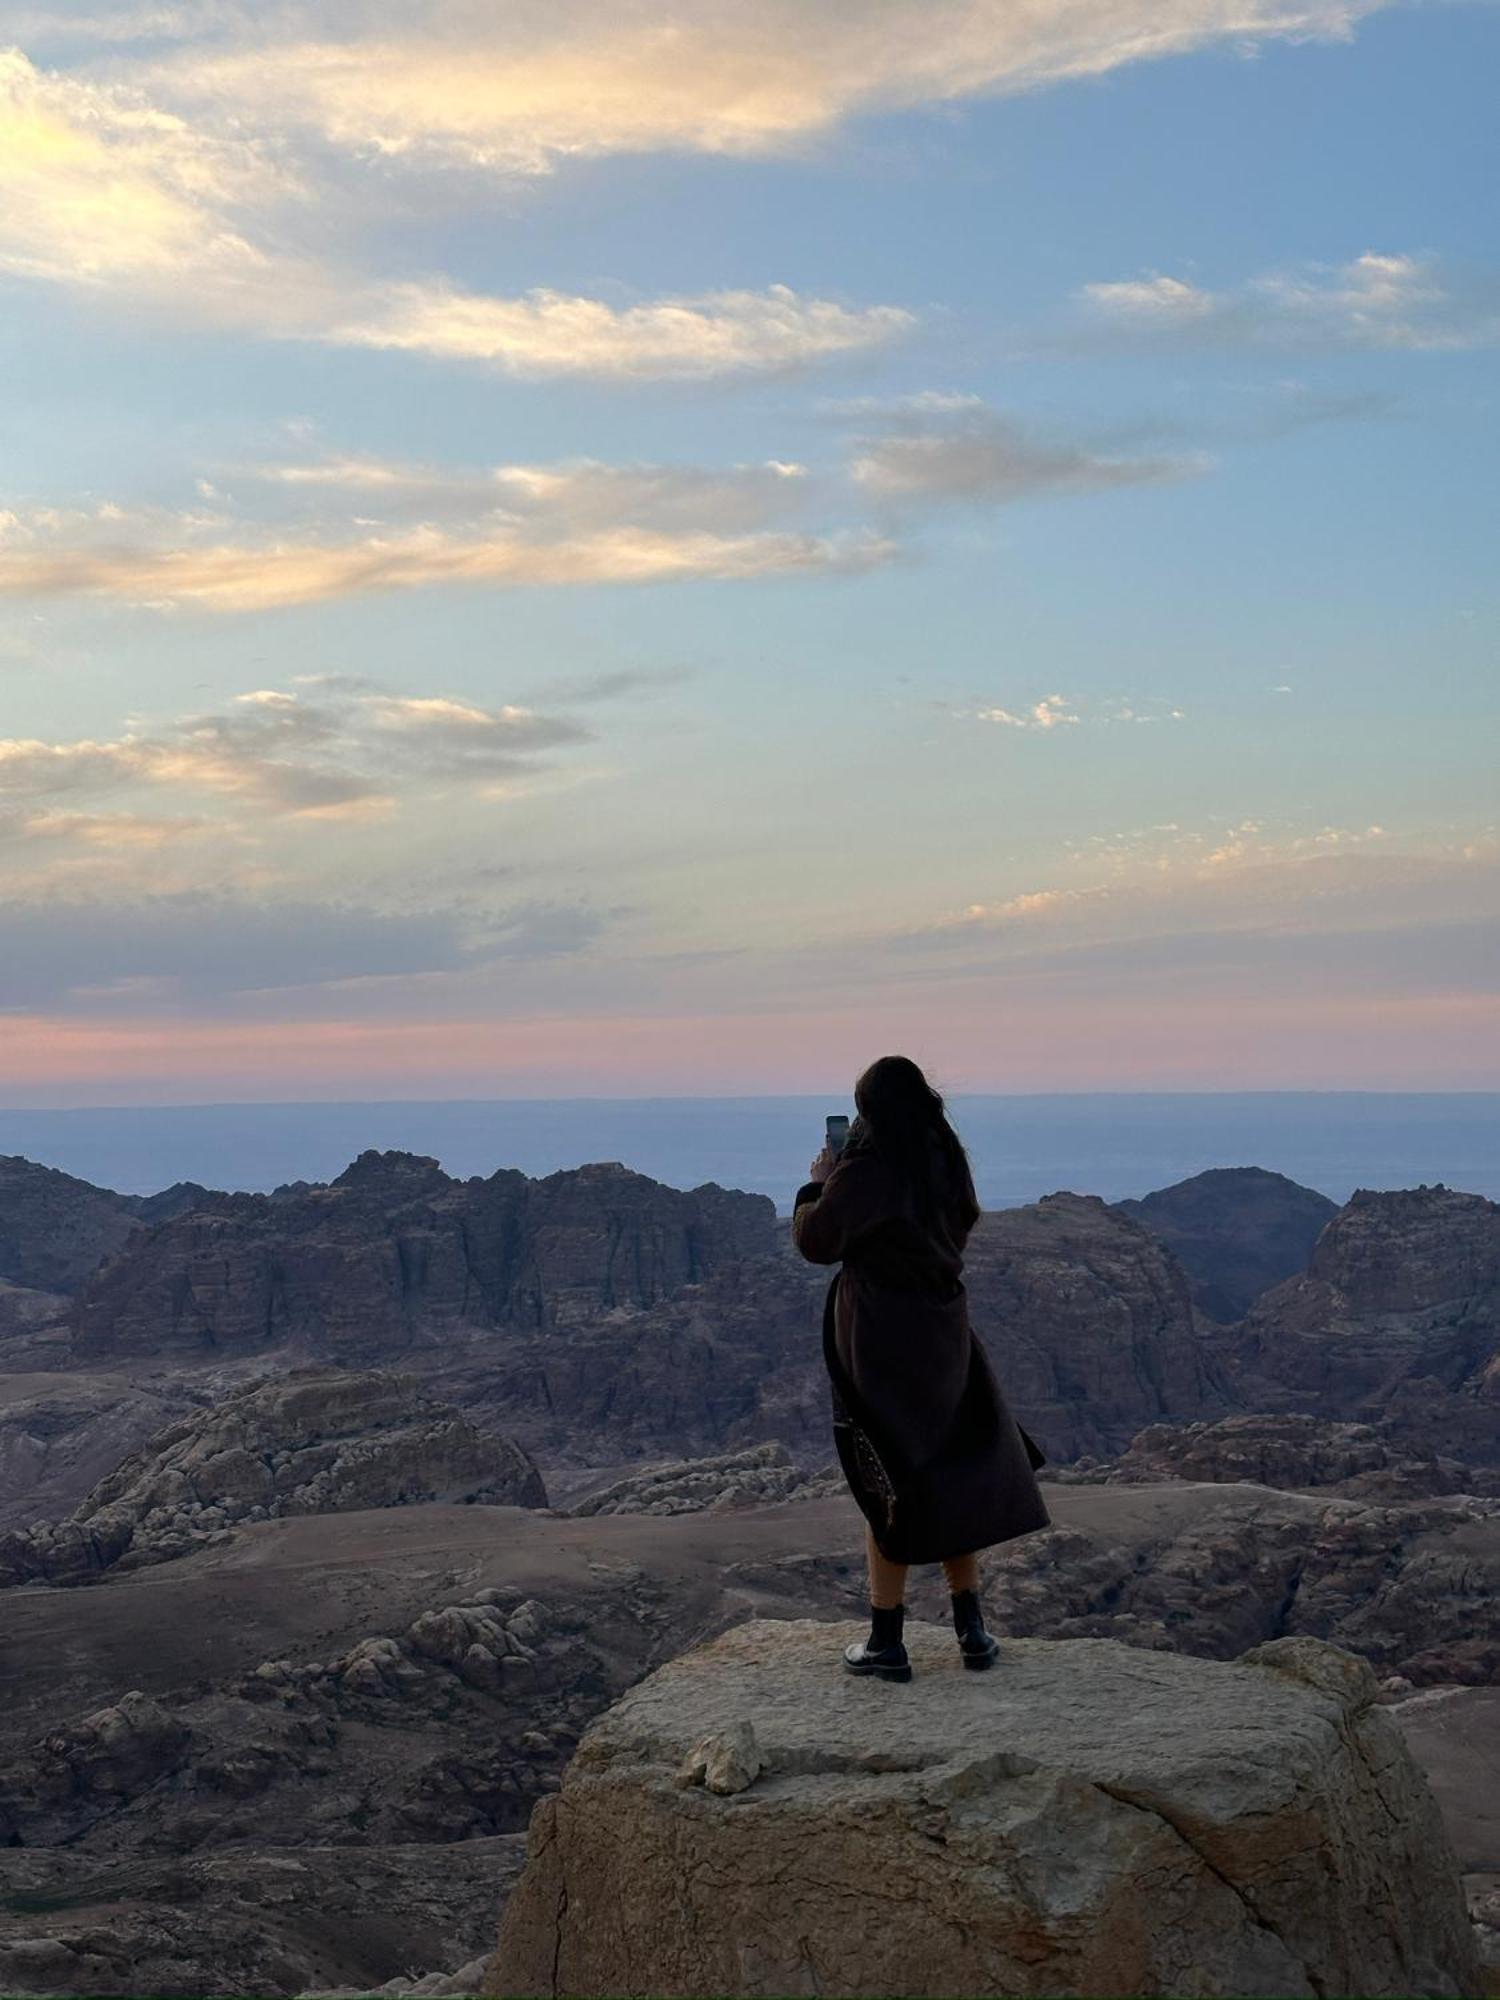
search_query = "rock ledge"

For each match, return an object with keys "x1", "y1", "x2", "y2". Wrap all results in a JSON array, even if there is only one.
[{"x1": 486, "y1": 1616, "x2": 1481, "y2": 1999}]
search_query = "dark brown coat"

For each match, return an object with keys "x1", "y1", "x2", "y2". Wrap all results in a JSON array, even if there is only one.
[{"x1": 792, "y1": 1146, "x2": 1050, "y2": 1564}]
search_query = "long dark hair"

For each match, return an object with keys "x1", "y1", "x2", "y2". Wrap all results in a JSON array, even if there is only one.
[{"x1": 842, "y1": 1054, "x2": 980, "y2": 1233}]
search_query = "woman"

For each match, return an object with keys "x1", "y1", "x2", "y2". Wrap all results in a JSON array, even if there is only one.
[{"x1": 792, "y1": 1055, "x2": 1051, "y2": 1683}]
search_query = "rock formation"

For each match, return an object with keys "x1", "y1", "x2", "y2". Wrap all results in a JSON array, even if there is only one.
[
  {"x1": 0, "y1": 1367, "x2": 546, "y2": 1585},
  {"x1": 986, "y1": 1482, "x2": 1500, "y2": 1685},
  {"x1": 566, "y1": 1442, "x2": 839, "y2": 1516},
  {"x1": 0, "y1": 1154, "x2": 143, "y2": 1295},
  {"x1": 959, "y1": 1191, "x2": 1228, "y2": 1459},
  {"x1": 1116, "y1": 1165, "x2": 1338, "y2": 1321},
  {"x1": 70, "y1": 1152, "x2": 778, "y2": 1364},
  {"x1": 1221, "y1": 1186, "x2": 1500, "y2": 1461},
  {"x1": 1060, "y1": 1412, "x2": 1500, "y2": 1500},
  {"x1": 486, "y1": 1617, "x2": 1481, "y2": 1999},
  {"x1": 0, "y1": 1371, "x2": 202, "y2": 1534}
]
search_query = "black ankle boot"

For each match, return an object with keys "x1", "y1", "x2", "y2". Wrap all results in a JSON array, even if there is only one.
[
  {"x1": 843, "y1": 1601, "x2": 912, "y2": 1682},
  {"x1": 951, "y1": 1587, "x2": 1000, "y2": 1670}
]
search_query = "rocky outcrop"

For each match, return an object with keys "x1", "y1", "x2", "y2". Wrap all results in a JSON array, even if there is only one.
[
  {"x1": 0, "y1": 1155, "x2": 142, "y2": 1294},
  {"x1": 0, "y1": 1839, "x2": 525, "y2": 2000},
  {"x1": 566, "y1": 1443, "x2": 840, "y2": 1516},
  {"x1": 0, "y1": 1368, "x2": 545, "y2": 1586},
  {"x1": 1222, "y1": 1187, "x2": 1500, "y2": 1460},
  {"x1": 986, "y1": 1483, "x2": 1500, "y2": 1686},
  {"x1": 1117, "y1": 1166, "x2": 1338, "y2": 1322},
  {"x1": 1060, "y1": 1412, "x2": 1500, "y2": 1500},
  {"x1": 71, "y1": 1153, "x2": 777, "y2": 1364},
  {"x1": 486, "y1": 1617, "x2": 1481, "y2": 1999},
  {"x1": 0, "y1": 1370, "x2": 201, "y2": 1534},
  {"x1": 0, "y1": 1580, "x2": 600, "y2": 1853},
  {"x1": 959, "y1": 1192, "x2": 1228, "y2": 1460}
]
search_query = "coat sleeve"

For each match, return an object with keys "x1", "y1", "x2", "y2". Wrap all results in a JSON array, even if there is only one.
[{"x1": 790, "y1": 1155, "x2": 894, "y2": 1265}]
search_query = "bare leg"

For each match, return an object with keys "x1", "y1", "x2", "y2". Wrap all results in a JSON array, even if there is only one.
[
  {"x1": 941, "y1": 1550, "x2": 980, "y2": 1594},
  {"x1": 864, "y1": 1520, "x2": 909, "y2": 1608}
]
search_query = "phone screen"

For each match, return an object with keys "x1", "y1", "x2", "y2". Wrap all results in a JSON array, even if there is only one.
[{"x1": 826, "y1": 1114, "x2": 851, "y2": 1156}]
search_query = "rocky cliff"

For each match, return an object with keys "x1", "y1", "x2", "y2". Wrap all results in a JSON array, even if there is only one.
[
  {"x1": 959, "y1": 1191, "x2": 1227, "y2": 1459},
  {"x1": 1117, "y1": 1165, "x2": 1338, "y2": 1322},
  {"x1": 70, "y1": 1152, "x2": 778, "y2": 1363},
  {"x1": 1061, "y1": 1411, "x2": 1500, "y2": 1500},
  {"x1": 486, "y1": 1617, "x2": 1481, "y2": 2000},
  {"x1": 0, "y1": 1155, "x2": 142, "y2": 1295},
  {"x1": 0, "y1": 1367, "x2": 545, "y2": 1586},
  {"x1": 1222, "y1": 1186, "x2": 1500, "y2": 1460}
]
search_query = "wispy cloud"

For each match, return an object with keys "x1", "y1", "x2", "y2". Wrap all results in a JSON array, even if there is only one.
[
  {"x1": 848, "y1": 396, "x2": 1198, "y2": 505},
  {"x1": 975, "y1": 694, "x2": 1080, "y2": 731},
  {"x1": 0, "y1": 681, "x2": 591, "y2": 823},
  {"x1": 1081, "y1": 252, "x2": 1500, "y2": 352},
  {"x1": 972, "y1": 694, "x2": 1186, "y2": 730},
  {"x1": 331, "y1": 283, "x2": 912, "y2": 378},
  {"x1": 0, "y1": 452, "x2": 889, "y2": 611},
  {"x1": 132, "y1": 1, "x2": 1395, "y2": 174},
  {"x1": 0, "y1": 891, "x2": 608, "y2": 1012}
]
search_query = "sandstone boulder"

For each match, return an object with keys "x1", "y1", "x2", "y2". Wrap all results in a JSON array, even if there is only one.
[{"x1": 486, "y1": 1616, "x2": 1481, "y2": 2000}]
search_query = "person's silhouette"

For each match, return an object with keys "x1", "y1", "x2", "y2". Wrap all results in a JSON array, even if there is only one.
[{"x1": 792, "y1": 1055, "x2": 1050, "y2": 1681}]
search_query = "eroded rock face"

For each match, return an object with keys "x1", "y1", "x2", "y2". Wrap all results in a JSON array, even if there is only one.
[
  {"x1": 0, "y1": 1367, "x2": 546, "y2": 1586},
  {"x1": 1222, "y1": 1187, "x2": 1500, "y2": 1458},
  {"x1": 959, "y1": 1192, "x2": 1227, "y2": 1460},
  {"x1": 1060, "y1": 1413, "x2": 1500, "y2": 1501},
  {"x1": 486, "y1": 1617, "x2": 1480, "y2": 2000},
  {"x1": 567, "y1": 1443, "x2": 838, "y2": 1517},
  {"x1": 0, "y1": 1156, "x2": 142, "y2": 1294},
  {"x1": 71, "y1": 1153, "x2": 777, "y2": 1363},
  {"x1": 1116, "y1": 1166, "x2": 1338, "y2": 1322}
]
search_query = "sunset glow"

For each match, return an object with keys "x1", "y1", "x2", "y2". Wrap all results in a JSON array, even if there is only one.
[{"x1": 2, "y1": 2, "x2": 1495, "y2": 1100}]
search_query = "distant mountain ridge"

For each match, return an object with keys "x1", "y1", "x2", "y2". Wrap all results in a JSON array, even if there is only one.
[{"x1": 69, "y1": 1149, "x2": 777, "y2": 1364}]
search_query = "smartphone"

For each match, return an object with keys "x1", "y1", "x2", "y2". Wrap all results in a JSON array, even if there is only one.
[{"x1": 825, "y1": 1114, "x2": 851, "y2": 1158}]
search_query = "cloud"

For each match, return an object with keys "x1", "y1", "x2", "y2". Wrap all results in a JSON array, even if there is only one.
[
  {"x1": 4, "y1": 6, "x2": 1407, "y2": 375},
  {"x1": 0, "y1": 52, "x2": 908, "y2": 376},
  {"x1": 851, "y1": 825, "x2": 1500, "y2": 977},
  {"x1": 0, "y1": 682, "x2": 592, "y2": 822},
  {"x1": 976, "y1": 694, "x2": 1080, "y2": 731},
  {"x1": 140, "y1": 1, "x2": 1393, "y2": 174},
  {"x1": 0, "y1": 474, "x2": 890, "y2": 611},
  {"x1": 331, "y1": 282, "x2": 912, "y2": 378},
  {"x1": 243, "y1": 451, "x2": 816, "y2": 533},
  {"x1": 0, "y1": 890, "x2": 606, "y2": 1012},
  {"x1": 515, "y1": 664, "x2": 696, "y2": 706},
  {"x1": 964, "y1": 692, "x2": 1185, "y2": 732},
  {"x1": 848, "y1": 399, "x2": 1197, "y2": 505},
  {"x1": 1081, "y1": 252, "x2": 1500, "y2": 352}
]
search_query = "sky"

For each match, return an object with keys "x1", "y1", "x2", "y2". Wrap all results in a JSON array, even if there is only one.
[{"x1": 0, "y1": 0, "x2": 1496, "y2": 1106}]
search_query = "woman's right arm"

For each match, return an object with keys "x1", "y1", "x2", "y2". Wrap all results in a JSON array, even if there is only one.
[{"x1": 791, "y1": 1154, "x2": 891, "y2": 1265}]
